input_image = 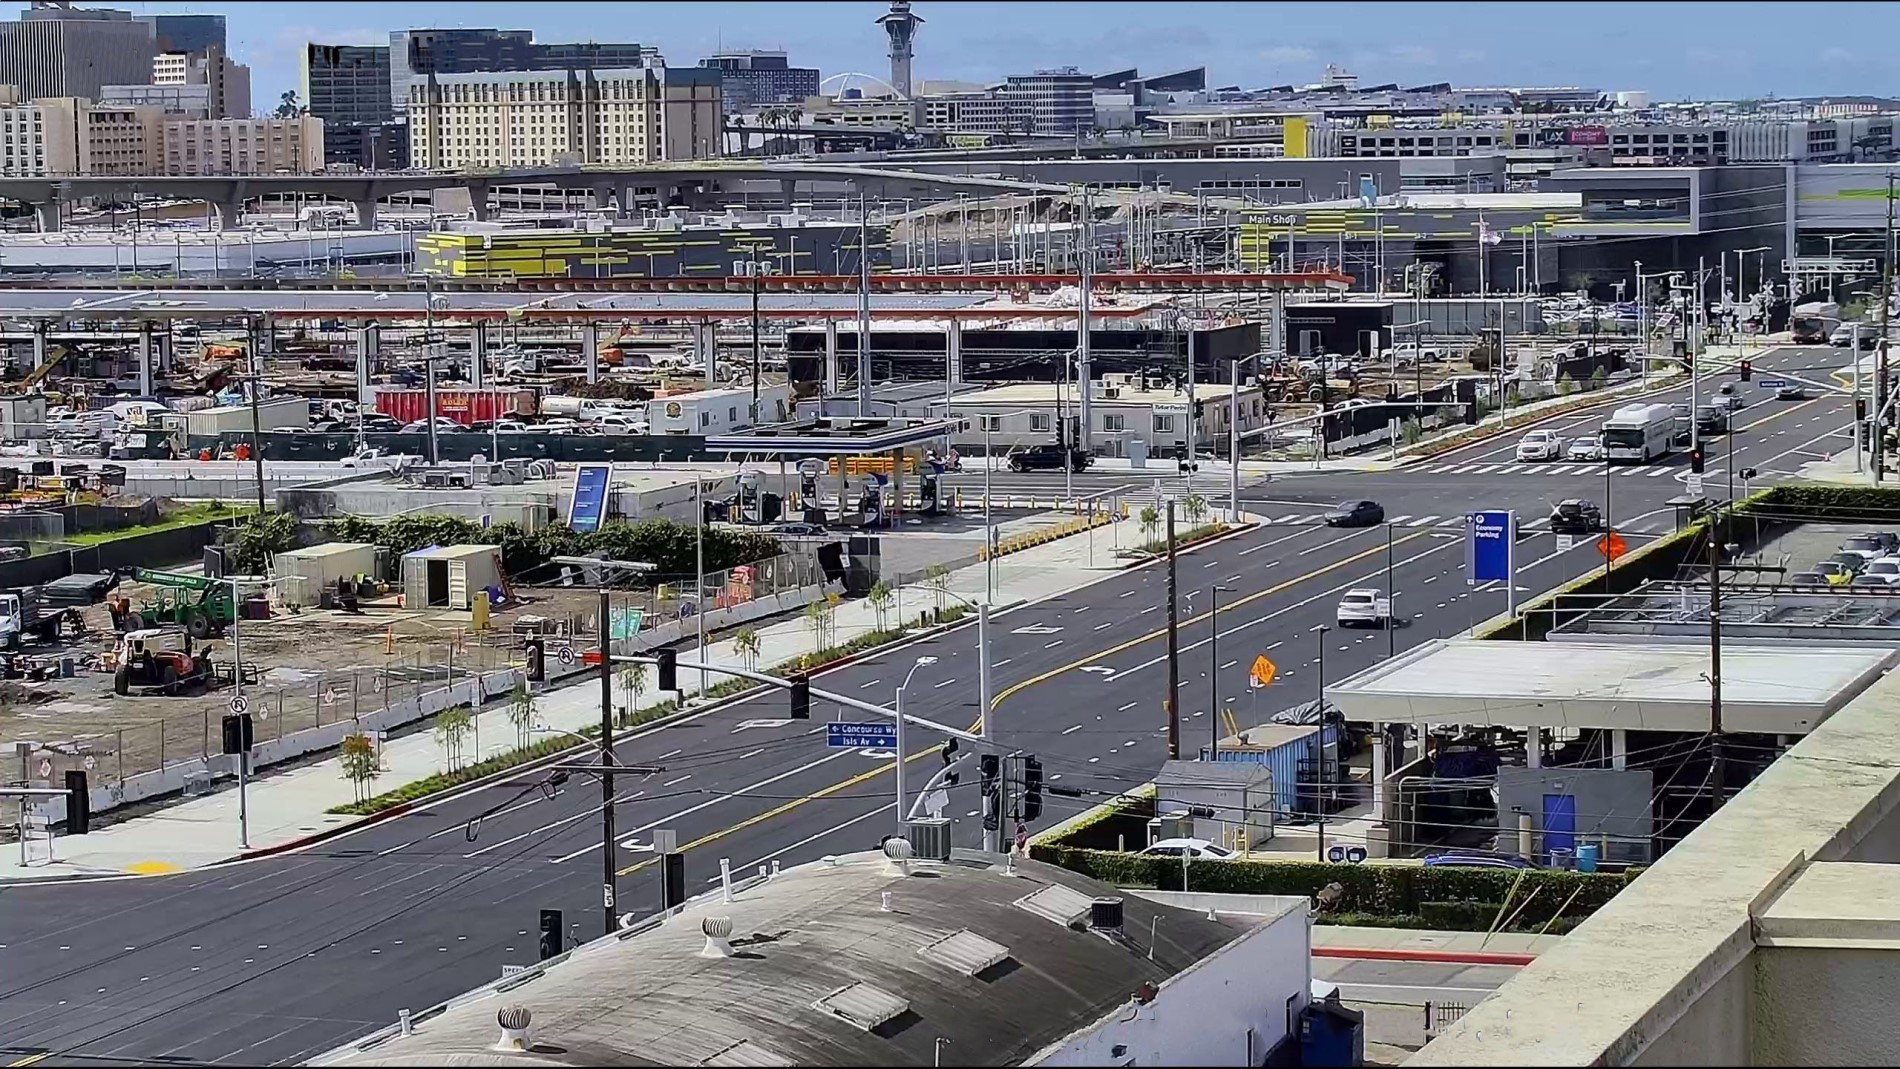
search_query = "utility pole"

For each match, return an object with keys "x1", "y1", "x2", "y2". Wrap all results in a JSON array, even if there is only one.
[
  {"x1": 597, "y1": 587, "x2": 618, "y2": 936},
  {"x1": 856, "y1": 193, "x2": 872, "y2": 413},
  {"x1": 1164, "y1": 500, "x2": 1180, "y2": 760},
  {"x1": 245, "y1": 319, "x2": 266, "y2": 517},
  {"x1": 746, "y1": 253, "x2": 764, "y2": 425},
  {"x1": 1706, "y1": 528, "x2": 1726, "y2": 807},
  {"x1": 1077, "y1": 186, "x2": 1093, "y2": 452},
  {"x1": 424, "y1": 277, "x2": 439, "y2": 466},
  {"x1": 1877, "y1": 174, "x2": 1895, "y2": 485}
]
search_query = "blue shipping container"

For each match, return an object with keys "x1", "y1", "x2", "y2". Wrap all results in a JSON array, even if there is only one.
[{"x1": 1201, "y1": 722, "x2": 1334, "y2": 817}]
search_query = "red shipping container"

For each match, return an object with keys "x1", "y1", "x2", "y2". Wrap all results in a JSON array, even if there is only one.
[{"x1": 374, "y1": 388, "x2": 537, "y2": 426}]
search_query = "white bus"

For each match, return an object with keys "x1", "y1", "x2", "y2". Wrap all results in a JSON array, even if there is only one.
[{"x1": 1602, "y1": 403, "x2": 1676, "y2": 464}]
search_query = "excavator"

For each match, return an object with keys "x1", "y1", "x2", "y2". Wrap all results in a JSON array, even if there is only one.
[{"x1": 8, "y1": 343, "x2": 69, "y2": 393}]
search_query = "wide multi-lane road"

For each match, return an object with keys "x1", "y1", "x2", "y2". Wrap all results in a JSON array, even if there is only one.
[{"x1": 0, "y1": 347, "x2": 1854, "y2": 1067}]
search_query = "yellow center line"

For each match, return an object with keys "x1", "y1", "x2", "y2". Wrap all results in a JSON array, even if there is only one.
[
  {"x1": 8, "y1": 1053, "x2": 49, "y2": 1067},
  {"x1": 612, "y1": 529, "x2": 1430, "y2": 875}
]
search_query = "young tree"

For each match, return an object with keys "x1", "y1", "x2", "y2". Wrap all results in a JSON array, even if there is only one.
[
  {"x1": 923, "y1": 564, "x2": 951, "y2": 613},
  {"x1": 507, "y1": 679, "x2": 535, "y2": 748},
  {"x1": 1140, "y1": 505, "x2": 1161, "y2": 543},
  {"x1": 867, "y1": 580, "x2": 894, "y2": 632},
  {"x1": 433, "y1": 704, "x2": 474, "y2": 772},
  {"x1": 339, "y1": 731, "x2": 381, "y2": 803},
  {"x1": 616, "y1": 661, "x2": 647, "y2": 725},
  {"x1": 804, "y1": 598, "x2": 835, "y2": 656},
  {"x1": 1589, "y1": 366, "x2": 1609, "y2": 391},
  {"x1": 732, "y1": 626, "x2": 762, "y2": 672},
  {"x1": 1182, "y1": 492, "x2": 1209, "y2": 526}
]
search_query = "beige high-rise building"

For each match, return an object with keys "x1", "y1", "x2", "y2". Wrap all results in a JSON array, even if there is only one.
[
  {"x1": 407, "y1": 64, "x2": 720, "y2": 169},
  {"x1": 152, "y1": 44, "x2": 249, "y2": 118},
  {"x1": 160, "y1": 115, "x2": 322, "y2": 175},
  {"x1": 0, "y1": 95, "x2": 160, "y2": 175}
]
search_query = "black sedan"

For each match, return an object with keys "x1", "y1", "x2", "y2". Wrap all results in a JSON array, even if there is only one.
[
  {"x1": 1549, "y1": 499, "x2": 1605, "y2": 534},
  {"x1": 1324, "y1": 499, "x2": 1385, "y2": 527}
]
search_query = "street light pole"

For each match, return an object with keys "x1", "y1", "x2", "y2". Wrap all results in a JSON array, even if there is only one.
[
  {"x1": 597, "y1": 586, "x2": 617, "y2": 935},
  {"x1": 1210, "y1": 585, "x2": 1232, "y2": 759},
  {"x1": 232, "y1": 575, "x2": 249, "y2": 849},
  {"x1": 695, "y1": 476, "x2": 707, "y2": 690},
  {"x1": 977, "y1": 602, "x2": 996, "y2": 852},
  {"x1": 895, "y1": 656, "x2": 937, "y2": 832}
]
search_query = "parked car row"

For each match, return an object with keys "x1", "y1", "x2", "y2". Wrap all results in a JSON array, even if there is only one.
[{"x1": 1788, "y1": 531, "x2": 1900, "y2": 587}]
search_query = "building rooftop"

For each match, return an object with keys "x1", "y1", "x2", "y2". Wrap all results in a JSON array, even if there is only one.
[
  {"x1": 313, "y1": 851, "x2": 1264, "y2": 1068},
  {"x1": 1325, "y1": 637, "x2": 1895, "y2": 735}
]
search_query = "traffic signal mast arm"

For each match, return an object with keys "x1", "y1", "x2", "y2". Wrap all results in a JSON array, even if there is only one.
[{"x1": 608, "y1": 652, "x2": 988, "y2": 747}]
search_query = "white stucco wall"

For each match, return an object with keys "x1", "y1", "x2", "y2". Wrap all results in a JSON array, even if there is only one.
[
  {"x1": 1754, "y1": 947, "x2": 1900, "y2": 1066},
  {"x1": 1028, "y1": 904, "x2": 1310, "y2": 1067}
]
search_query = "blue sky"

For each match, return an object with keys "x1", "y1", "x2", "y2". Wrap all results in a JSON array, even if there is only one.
[{"x1": 58, "y1": 1, "x2": 1900, "y2": 110}]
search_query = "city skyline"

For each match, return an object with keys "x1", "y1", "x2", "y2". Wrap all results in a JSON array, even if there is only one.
[{"x1": 44, "y1": 0, "x2": 1900, "y2": 112}]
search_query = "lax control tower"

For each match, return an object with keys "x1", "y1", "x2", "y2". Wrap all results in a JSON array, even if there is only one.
[{"x1": 876, "y1": 1, "x2": 923, "y2": 98}]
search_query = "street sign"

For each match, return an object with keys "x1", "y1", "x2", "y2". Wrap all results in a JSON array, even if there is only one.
[
  {"x1": 227, "y1": 694, "x2": 249, "y2": 716},
  {"x1": 826, "y1": 722, "x2": 899, "y2": 749},
  {"x1": 1758, "y1": 378, "x2": 1787, "y2": 389},
  {"x1": 82, "y1": 755, "x2": 96, "y2": 771},
  {"x1": 321, "y1": 684, "x2": 351, "y2": 707},
  {"x1": 1598, "y1": 530, "x2": 1629, "y2": 562},
  {"x1": 1556, "y1": 534, "x2": 1576, "y2": 553},
  {"x1": 1249, "y1": 655, "x2": 1278, "y2": 688},
  {"x1": 35, "y1": 758, "x2": 51, "y2": 778},
  {"x1": 555, "y1": 644, "x2": 577, "y2": 666},
  {"x1": 1686, "y1": 474, "x2": 1705, "y2": 497},
  {"x1": 1467, "y1": 510, "x2": 1514, "y2": 583}
]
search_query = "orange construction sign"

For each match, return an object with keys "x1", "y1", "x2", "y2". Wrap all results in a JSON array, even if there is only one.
[
  {"x1": 1597, "y1": 530, "x2": 1628, "y2": 562},
  {"x1": 1249, "y1": 655, "x2": 1278, "y2": 688}
]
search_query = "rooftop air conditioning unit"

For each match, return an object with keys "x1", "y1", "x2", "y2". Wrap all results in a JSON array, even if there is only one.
[{"x1": 906, "y1": 818, "x2": 952, "y2": 862}]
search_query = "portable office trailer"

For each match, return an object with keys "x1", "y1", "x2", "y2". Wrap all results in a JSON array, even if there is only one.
[
  {"x1": 649, "y1": 385, "x2": 791, "y2": 435},
  {"x1": 1153, "y1": 759, "x2": 1276, "y2": 848},
  {"x1": 184, "y1": 398, "x2": 311, "y2": 437},
  {"x1": 273, "y1": 541, "x2": 380, "y2": 608},
  {"x1": 401, "y1": 544, "x2": 503, "y2": 611}
]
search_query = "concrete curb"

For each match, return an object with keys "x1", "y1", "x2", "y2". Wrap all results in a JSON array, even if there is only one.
[
  {"x1": 1114, "y1": 521, "x2": 1261, "y2": 569},
  {"x1": 1312, "y1": 945, "x2": 1537, "y2": 967}
]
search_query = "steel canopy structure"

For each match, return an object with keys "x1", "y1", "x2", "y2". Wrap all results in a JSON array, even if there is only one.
[{"x1": 1324, "y1": 638, "x2": 1896, "y2": 736}]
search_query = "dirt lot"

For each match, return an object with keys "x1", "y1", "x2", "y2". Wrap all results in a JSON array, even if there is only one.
[{"x1": 0, "y1": 580, "x2": 616, "y2": 790}]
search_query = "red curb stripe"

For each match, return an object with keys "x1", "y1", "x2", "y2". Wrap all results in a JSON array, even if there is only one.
[{"x1": 1312, "y1": 945, "x2": 1536, "y2": 967}]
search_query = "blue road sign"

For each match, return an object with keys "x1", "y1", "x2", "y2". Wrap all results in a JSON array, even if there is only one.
[
  {"x1": 1467, "y1": 509, "x2": 1513, "y2": 584},
  {"x1": 567, "y1": 464, "x2": 612, "y2": 533},
  {"x1": 827, "y1": 721, "x2": 898, "y2": 748},
  {"x1": 1758, "y1": 378, "x2": 1787, "y2": 389}
]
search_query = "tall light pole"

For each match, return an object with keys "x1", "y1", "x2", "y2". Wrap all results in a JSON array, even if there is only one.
[
  {"x1": 1210, "y1": 584, "x2": 1234, "y2": 758},
  {"x1": 894, "y1": 655, "x2": 938, "y2": 831},
  {"x1": 739, "y1": 250, "x2": 773, "y2": 425}
]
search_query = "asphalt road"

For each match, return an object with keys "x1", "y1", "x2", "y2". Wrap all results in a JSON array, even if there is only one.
[{"x1": 0, "y1": 346, "x2": 1855, "y2": 1067}]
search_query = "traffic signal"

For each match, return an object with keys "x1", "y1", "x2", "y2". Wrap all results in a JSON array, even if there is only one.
[
  {"x1": 656, "y1": 647, "x2": 677, "y2": 691},
  {"x1": 1021, "y1": 756, "x2": 1044, "y2": 821},
  {"x1": 1690, "y1": 446, "x2": 1705, "y2": 475},
  {"x1": 941, "y1": 737, "x2": 958, "y2": 765},
  {"x1": 1858, "y1": 398, "x2": 1870, "y2": 423},
  {"x1": 538, "y1": 909, "x2": 563, "y2": 961},
  {"x1": 524, "y1": 637, "x2": 545, "y2": 682},
  {"x1": 979, "y1": 754, "x2": 1000, "y2": 832},
  {"x1": 221, "y1": 713, "x2": 253, "y2": 755},
  {"x1": 65, "y1": 769, "x2": 88, "y2": 836},
  {"x1": 1740, "y1": 360, "x2": 1752, "y2": 382},
  {"x1": 789, "y1": 674, "x2": 810, "y2": 719}
]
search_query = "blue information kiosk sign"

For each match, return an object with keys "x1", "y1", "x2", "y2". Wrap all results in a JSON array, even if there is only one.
[
  {"x1": 1467, "y1": 509, "x2": 1517, "y2": 616},
  {"x1": 568, "y1": 464, "x2": 612, "y2": 533}
]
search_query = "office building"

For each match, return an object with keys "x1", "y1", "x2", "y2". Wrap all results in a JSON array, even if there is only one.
[
  {"x1": 99, "y1": 81, "x2": 212, "y2": 119},
  {"x1": 0, "y1": 3, "x2": 156, "y2": 101},
  {"x1": 303, "y1": 43, "x2": 393, "y2": 128},
  {"x1": 152, "y1": 44, "x2": 249, "y2": 119},
  {"x1": 698, "y1": 50, "x2": 818, "y2": 111},
  {"x1": 134, "y1": 13, "x2": 223, "y2": 56},
  {"x1": 323, "y1": 120, "x2": 408, "y2": 170},
  {"x1": 388, "y1": 28, "x2": 648, "y2": 112},
  {"x1": 159, "y1": 115, "x2": 324, "y2": 175},
  {"x1": 0, "y1": 95, "x2": 160, "y2": 176},
  {"x1": 1004, "y1": 67, "x2": 1094, "y2": 136},
  {"x1": 407, "y1": 66, "x2": 719, "y2": 169}
]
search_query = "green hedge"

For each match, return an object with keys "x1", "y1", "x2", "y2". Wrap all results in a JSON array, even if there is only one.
[
  {"x1": 1031, "y1": 845, "x2": 1636, "y2": 930},
  {"x1": 1747, "y1": 484, "x2": 1900, "y2": 522}
]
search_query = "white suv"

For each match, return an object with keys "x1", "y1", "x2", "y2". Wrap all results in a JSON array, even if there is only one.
[
  {"x1": 1516, "y1": 430, "x2": 1562, "y2": 462},
  {"x1": 1336, "y1": 588, "x2": 1388, "y2": 628}
]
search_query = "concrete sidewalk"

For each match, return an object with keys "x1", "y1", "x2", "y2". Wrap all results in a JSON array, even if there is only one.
[
  {"x1": 0, "y1": 514, "x2": 1141, "y2": 882},
  {"x1": 1313, "y1": 925, "x2": 1562, "y2": 963}
]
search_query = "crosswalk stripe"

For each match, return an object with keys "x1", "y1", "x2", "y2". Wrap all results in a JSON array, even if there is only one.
[
  {"x1": 1408, "y1": 515, "x2": 1440, "y2": 527},
  {"x1": 1299, "y1": 514, "x2": 1325, "y2": 524},
  {"x1": 1619, "y1": 466, "x2": 1649, "y2": 477},
  {"x1": 1526, "y1": 517, "x2": 1550, "y2": 530},
  {"x1": 1647, "y1": 467, "x2": 1673, "y2": 477},
  {"x1": 1386, "y1": 514, "x2": 1412, "y2": 524},
  {"x1": 1454, "y1": 464, "x2": 1482, "y2": 474},
  {"x1": 1521, "y1": 464, "x2": 1547, "y2": 475},
  {"x1": 1473, "y1": 464, "x2": 1502, "y2": 474}
]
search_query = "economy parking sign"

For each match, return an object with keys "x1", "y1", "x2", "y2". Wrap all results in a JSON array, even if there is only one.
[{"x1": 1467, "y1": 510, "x2": 1514, "y2": 584}]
